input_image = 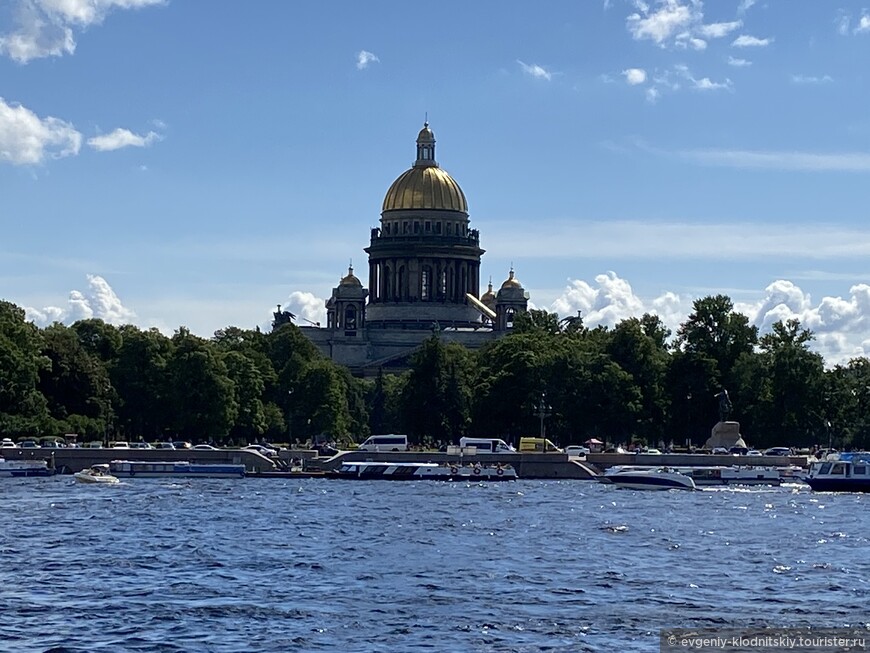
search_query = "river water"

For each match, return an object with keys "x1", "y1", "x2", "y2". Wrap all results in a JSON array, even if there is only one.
[{"x1": 1, "y1": 477, "x2": 867, "y2": 652}]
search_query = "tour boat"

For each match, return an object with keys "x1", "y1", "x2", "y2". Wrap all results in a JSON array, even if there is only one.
[
  {"x1": 804, "y1": 452, "x2": 870, "y2": 493},
  {"x1": 74, "y1": 464, "x2": 120, "y2": 484},
  {"x1": 330, "y1": 461, "x2": 517, "y2": 481},
  {"x1": 0, "y1": 457, "x2": 54, "y2": 477},
  {"x1": 108, "y1": 460, "x2": 247, "y2": 479},
  {"x1": 671, "y1": 465, "x2": 781, "y2": 486},
  {"x1": 601, "y1": 466, "x2": 696, "y2": 490}
]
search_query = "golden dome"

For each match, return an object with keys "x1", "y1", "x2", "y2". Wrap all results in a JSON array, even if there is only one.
[
  {"x1": 339, "y1": 265, "x2": 362, "y2": 287},
  {"x1": 481, "y1": 279, "x2": 496, "y2": 302},
  {"x1": 382, "y1": 122, "x2": 468, "y2": 213},
  {"x1": 501, "y1": 268, "x2": 522, "y2": 289},
  {"x1": 382, "y1": 166, "x2": 468, "y2": 212}
]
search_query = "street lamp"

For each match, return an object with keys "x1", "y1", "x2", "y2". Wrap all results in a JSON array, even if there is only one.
[
  {"x1": 534, "y1": 393, "x2": 552, "y2": 440},
  {"x1": 287, "y1": 389, "x2": 294, "y2": 444}
]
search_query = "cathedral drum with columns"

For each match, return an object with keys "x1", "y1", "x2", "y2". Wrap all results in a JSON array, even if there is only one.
[{"x1": 285, "y1": 123, "x2": 529, "y2": 376}]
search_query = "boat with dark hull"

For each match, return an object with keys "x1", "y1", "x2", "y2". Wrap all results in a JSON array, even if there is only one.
[
  {"x1": 330, "y1": 461, "x2": 517, "y2": 481},
  {"x1": 804, "y1": 453, "x2": 870, "y2": 493},
  {"x1": 109, "y1": 460, "x2": 246, "y2": 479},
  {"x1": 0, "y1": 457, "x2": 54, "y2": 477}
]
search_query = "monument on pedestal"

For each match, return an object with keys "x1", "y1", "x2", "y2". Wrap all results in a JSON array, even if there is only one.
[{"x1": 704, "y1": 389, "x2": 747, "y2": 450}]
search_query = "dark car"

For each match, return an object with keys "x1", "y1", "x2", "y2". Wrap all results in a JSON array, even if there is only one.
[
  {"x1": 729, "y1": 446, "x2": 749, "y2": 455},
  {"x1": 173, "y1": 441, "x2": 193, "y2": 450}
]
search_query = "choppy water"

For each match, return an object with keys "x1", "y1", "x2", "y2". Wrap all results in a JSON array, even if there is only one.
[{"x1": 1, "y1": 477, "x2": 868, "y2": 652}]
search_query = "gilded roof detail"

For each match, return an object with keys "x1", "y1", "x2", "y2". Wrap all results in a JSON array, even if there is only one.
[{"x1": 382, "y1": 166, "x2": 468, "y2": 213}]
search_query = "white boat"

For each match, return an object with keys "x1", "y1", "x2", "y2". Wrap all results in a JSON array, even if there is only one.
[
  {"x1": 804, "y1": 452, "x2": 870, "y2": 493},
  {"x1": 74, "y1": 464, "x2": 120, "y2": 484},
  {"x1": 602, "y1": 466, "x2": 696, "y2": 490},
  {"x1": 109, "y1": 460, "x2": 246, "y2": 478},
  {"x1": 330, "y1": 461, "x2": 518, "y2": 481},
  {"x1": 0, "y1": 457, "x2": 54, "y2": 477},
  {"x1": 672, "y1": 465, "x2": 781, "y2": 486}
]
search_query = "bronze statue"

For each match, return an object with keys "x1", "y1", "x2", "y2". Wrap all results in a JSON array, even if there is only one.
[{"x1": 715, "y1": 389, "x2": 732, "y2": 422}]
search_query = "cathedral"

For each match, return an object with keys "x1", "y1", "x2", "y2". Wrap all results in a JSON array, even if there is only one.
[{"x1": 277, "y1": 122, "x2": 529, "y2": 376}]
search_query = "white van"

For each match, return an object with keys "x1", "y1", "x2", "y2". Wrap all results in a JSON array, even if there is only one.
[
  {"x1": 357, "y1": 434, "x2": 409, "y2": 452},
  {"x1": 458, "y1": 437, "x2": 516, "y2": 453}
]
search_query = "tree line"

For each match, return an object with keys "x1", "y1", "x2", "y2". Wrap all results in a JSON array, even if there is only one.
[{"x1": 1, "y1": 295, "x2": 869, "y2": 450}]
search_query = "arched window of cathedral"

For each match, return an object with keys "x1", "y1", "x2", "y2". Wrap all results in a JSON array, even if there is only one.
[
  {"x1": 425, "y1": 221, "x2": 431, "y2": 232},
  {"x1": 414, "y1": 221, "x2": 420, "y2": 234},
  {"x1": 398, "y1": 265, "x2": 406, "y2": 300},
  {"x1": 385, "y1": 266, "x2": 393, "y2": 301},
  {"x1": 345, "y1": 306, "x2": 357, "y2": 330},
  {"x1": 506, "y1": 308, "x2": 516, "y2": 329},
  {"x1": 421, "y1": 267, "x2": 431, "y2": 301},
  {"x1": 436, "y1": 222, "x2": 442, "y2": 234},
  {"x1": 446, "y1": 223, "x2": 452, "y2": 235}
]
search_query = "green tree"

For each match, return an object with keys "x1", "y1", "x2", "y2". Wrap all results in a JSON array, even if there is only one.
[
  {"x1": 167, "y1": 329, "x2": 237, "y2": 441},
  {"x1": 401, "y1": 337, "x2": 474, "y2": 444},
  {"x1": 0, "y1": 301, "x2": 50, "y2": 436}
]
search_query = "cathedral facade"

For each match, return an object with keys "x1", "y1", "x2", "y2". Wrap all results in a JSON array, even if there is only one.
[{"x1": 279, "y1": 123, "x2": 529, "y2": 376}]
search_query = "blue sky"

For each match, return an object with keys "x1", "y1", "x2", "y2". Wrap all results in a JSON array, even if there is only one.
[{"x1": 3, "y1": 0, "x2": 870, "y2": 364}]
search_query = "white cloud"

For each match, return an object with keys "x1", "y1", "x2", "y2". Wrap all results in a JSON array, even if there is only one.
[
  {"x1": 855, "y1": 13, "x2": 870, "y2": 34},
  {"x1": 732, "y1": 34, "x2": 773, "y2": 47},
  {"x1": 0, "y1": 97, "x2": 81, "y2": 165},
  {"x1": 283, "y1": 291, "x2": 326, "y2": 327},
  {"x1": 645, "y1": 87, "x2": 661, "y2": 103},
  {"x1": 356, "y1": 50, "x2": 379, "y2": 70},
  {"x1": 87, "y1": 128, "x2": 162, "y2": 151},
  {"x1": 675, "y1": 147, "x2": 870, "y2": 171},
  {"x1": 0, "y1": 0, "x2": 164, "y2": 63},
  {"x1": 727, "y1": 56, "x2": 751, "y2": 67},
  {"x1": 675, "y1": 33, "x2": 707, "y2": 50},
  {"x1": 698, "y1": 20, "x2": 742, "y2": 39},
  {"x1": 622, "y1": 68, "x2": 647, "y2": 85},
  {"x1": 836, "y1": 10, "x2": 851, "y2": 36},
  {"x1": 791, "y1": 74, "x2": 834, "y2": 85},
  {"x1": 692, "y1": 76, "x2": 732, "y2": 91},
  {"x1": 548, "y1": 272, "x2": 870, "y2": 366},
  {"x1": 517, "y1": 60, "x2": 553, "y2": 81},
  {"x1": 25, "y1": 274, "x2": 136, "y2": 326},
  {"x1": 737, "y1": 0, "x2": 756, "y2": 15},
  {"x1": 626, "y1": 0, "x2": 696, "y2": 45}
]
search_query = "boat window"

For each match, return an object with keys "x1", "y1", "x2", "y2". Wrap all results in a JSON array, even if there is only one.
[
  {"x1": 818, "y1": 463, "x2": 831, "y2": 475},
  {"x1": 854, "y1": 465, "x2": 866, "y2": 475},
  {"x1": 830, "y1": 464, "x2": 845, "y2": 475}
]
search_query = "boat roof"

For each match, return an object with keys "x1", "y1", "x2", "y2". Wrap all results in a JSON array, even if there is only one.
[{"x1": 342, "y1": 461, "x2": 440, "y2": 468}]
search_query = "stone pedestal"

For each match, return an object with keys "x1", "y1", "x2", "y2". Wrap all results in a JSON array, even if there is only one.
[{"x1": 704, "y1": 421, "x2": 747, "y2": 450}]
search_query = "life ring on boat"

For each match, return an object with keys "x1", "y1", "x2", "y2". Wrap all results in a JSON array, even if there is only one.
[
  {"x1": 450, "y1": 466, "x2": 459, "y2": 475},
  {"x1": 496, "y1": 468, "x2": 504, "y2": 476},
  {"x1": 473, "y1": 467, "x2": 481, "y2": 475}
]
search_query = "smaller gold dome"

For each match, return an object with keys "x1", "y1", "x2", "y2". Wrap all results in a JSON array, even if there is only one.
[
  {"x1": 340, "y1": 265, "x2": 362, "y2": 287},
  {"x1": 481, "y1": 279, "x2": 496, "y2": 302},
  {"x1": 501, "y1": 268, "x2": 522, "y2": 290},
  {"x1": 417, "y1": 122, "x2": 434, "y2": 142}
]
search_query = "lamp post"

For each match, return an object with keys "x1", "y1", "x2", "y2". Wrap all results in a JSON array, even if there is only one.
[
  {"x1": 287, "y1": 390, "x2": 293, "y2": 449},
  {"x1": 534, "y1": 393, "x2": 552, "y2": 442},
  {"x1": 686, "y1": 392, "x2": 692, "y2": 450}
]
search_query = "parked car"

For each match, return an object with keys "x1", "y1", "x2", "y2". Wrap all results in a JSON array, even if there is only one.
[
  {"x1": 40, "y1": 440, "x2": 66, "y2": 448},
  {"x1": 192, "y1": 444, "x2": 218, "y2": 450},
  {"x1": 711, "y1": 447, "x2": 729, "y2": 455},
  {"x1": 155, "y1": 442, "x2": 176, "y2": 450},
  {"x1": 18, "y1": 440, "x2": 40, "y2": 448},
  {"x1": 129, "y1": 442, "x2": 153, "y2": 449},
  {"x1": 565, "y1": 445, "x2": 590, "y2": 456},
  {"x1": 173, "y1": 441, "x2": 193, "y2": 450},
  {"x1": 111, "y1": 441, "x2": 130, "y2": 449},
  {"x1": 763, "y1": 447, "x2": 792, "y2": 457},
  {"x1": 746, "y1": 449, "x2": 763, "y2": 456},
  {"x1": 244, "y1": 444, "x2": 277, "y2": 457},
  {"x1": 1, "y1": 438, "x2": 17, "y2": 449}
]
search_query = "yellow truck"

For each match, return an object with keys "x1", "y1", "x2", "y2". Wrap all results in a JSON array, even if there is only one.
[{"x1": 518, "y1": 437, "x2": 563, "y2": 453}]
